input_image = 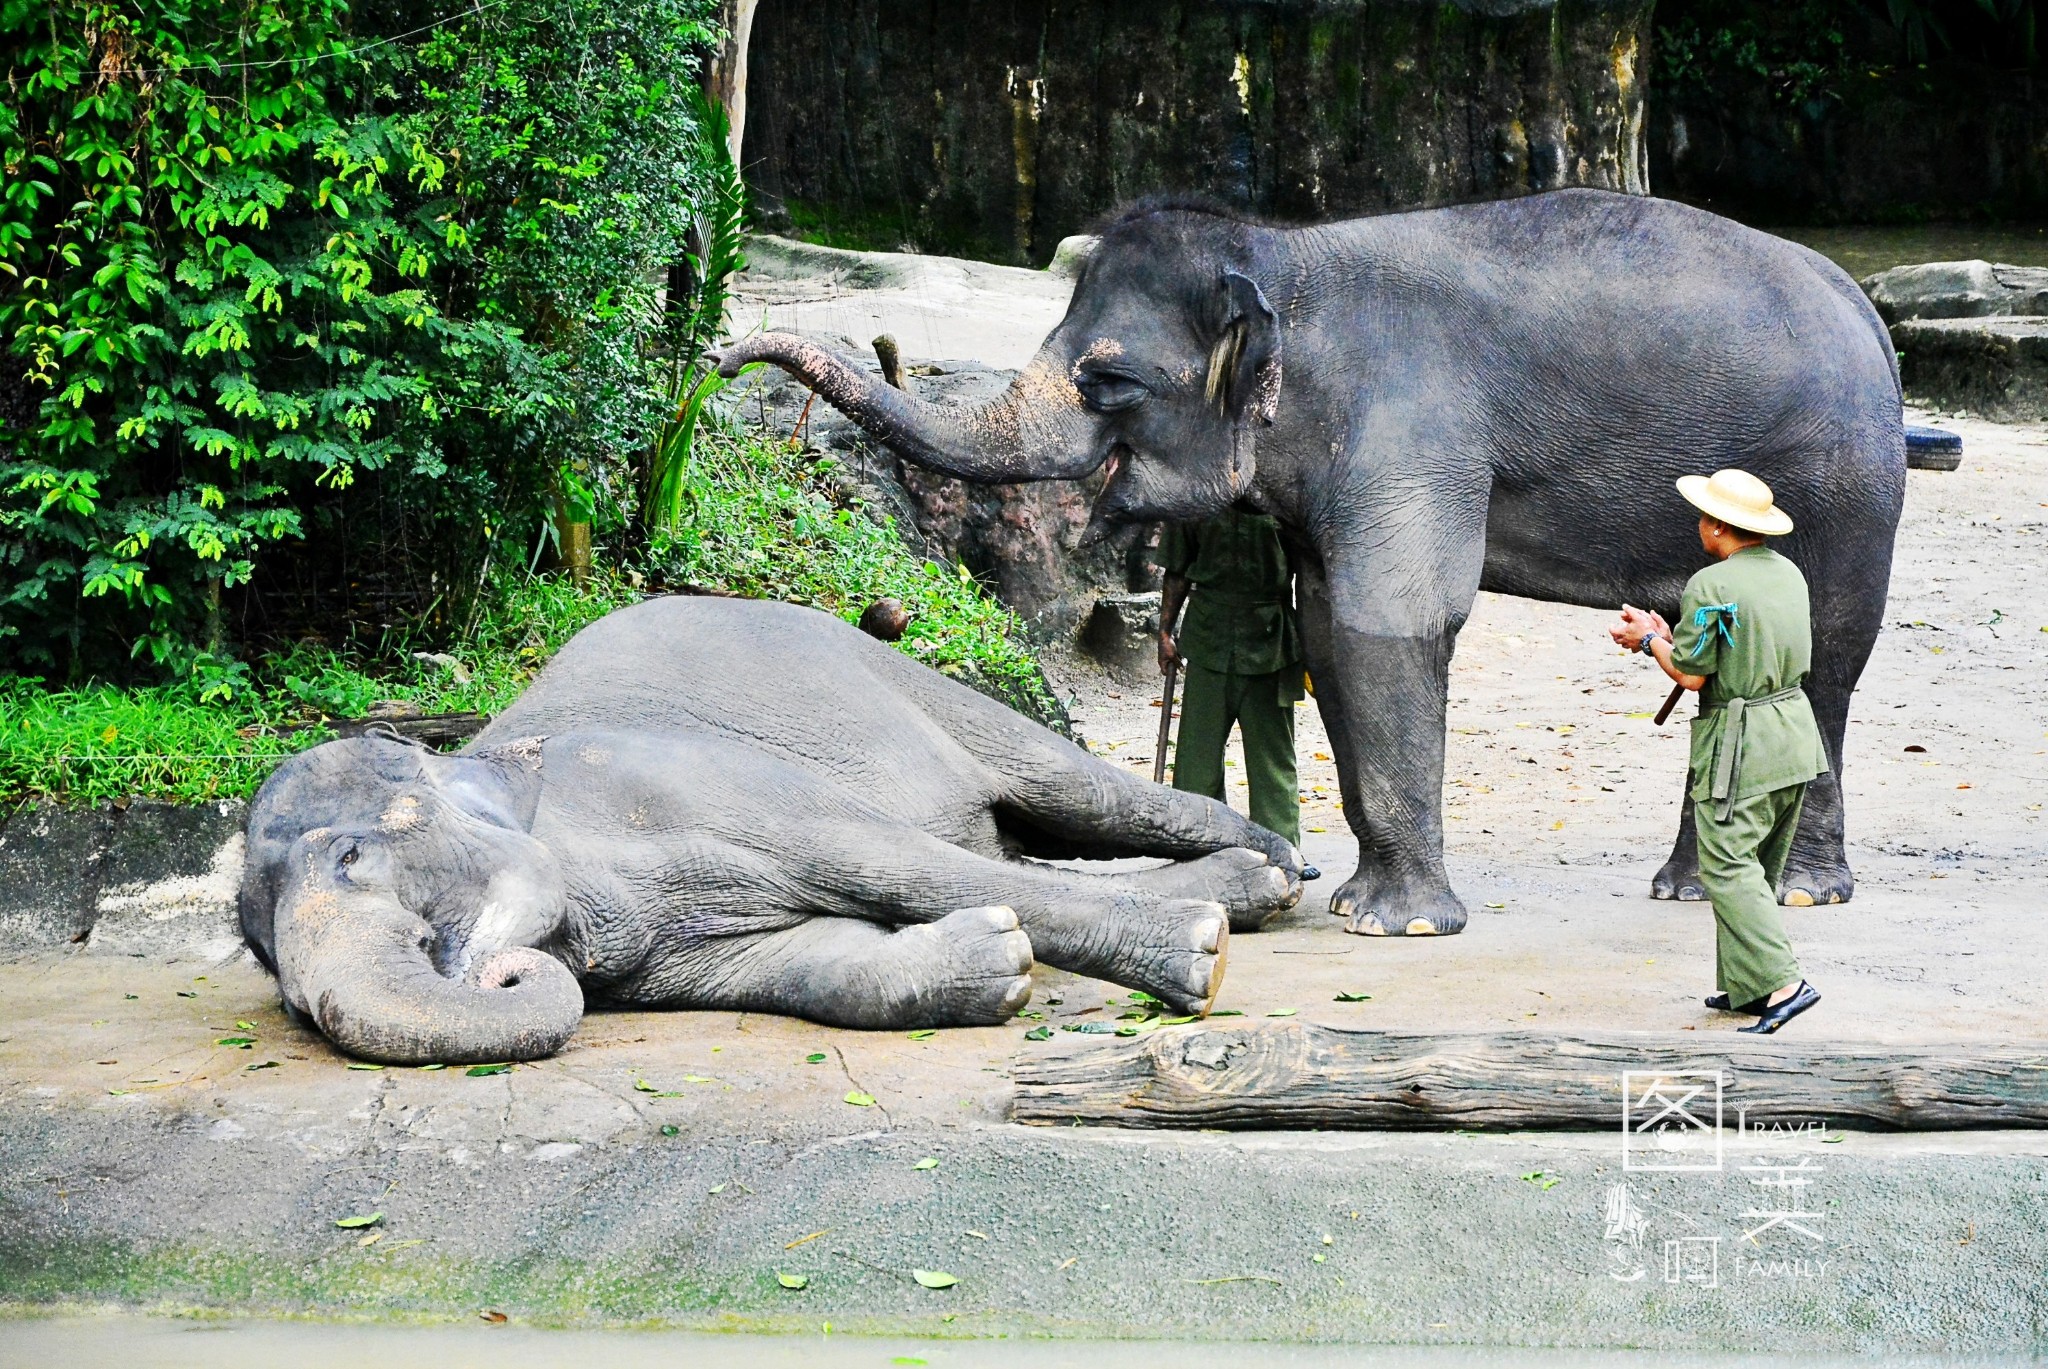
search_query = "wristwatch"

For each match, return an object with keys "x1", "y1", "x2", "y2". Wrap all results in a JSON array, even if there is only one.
[{"x1": 1639, "y1": 633, "x2": 1663, "y2": 658}]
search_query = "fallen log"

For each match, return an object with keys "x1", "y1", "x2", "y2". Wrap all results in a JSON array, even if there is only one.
[{"x1": 1009, "y1": 1022, "x2": 2048, "y2": 1132}]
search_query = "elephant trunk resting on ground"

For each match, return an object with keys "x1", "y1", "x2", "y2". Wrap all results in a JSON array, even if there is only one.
[
  {"x1": 716, "y1": 187, "x2": 1905, "y2": 935},
  {"x1": 239, "y1": 597, "x2": 1303, "y2": 1063}
]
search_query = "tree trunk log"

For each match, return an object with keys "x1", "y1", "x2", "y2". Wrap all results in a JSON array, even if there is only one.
[{"x1": 1010, "y1": 1022, "x2": 2048, "y2": 1131}]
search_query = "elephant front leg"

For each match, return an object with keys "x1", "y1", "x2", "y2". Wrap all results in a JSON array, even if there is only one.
[{"x1": 1323, "y1": 624, "x2": 1468, "y2": 937}]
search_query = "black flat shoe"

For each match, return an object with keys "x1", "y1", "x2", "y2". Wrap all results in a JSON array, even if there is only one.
[
  {"x1": 1737, "y1": 981, "x2": 1820, "y2": 1035},
  {"x1": 1705, "y1": 991, "x2": 1768, "y2": 1014},
  {"x1": 1300, "y1": 864, "x2": 1322, "y2": 881}
]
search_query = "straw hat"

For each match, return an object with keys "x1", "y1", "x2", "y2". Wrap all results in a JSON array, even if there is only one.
[{"x1": 1676, "y1": 468, "x2": 1794, "y2": 537}]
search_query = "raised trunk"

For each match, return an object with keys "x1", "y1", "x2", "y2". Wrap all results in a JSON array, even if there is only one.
[
  {"x1": 284, "y1": 892, "x2": 583, "y2": 1065},
  {"x1": 717, "y1": 331, "x2": 1100, "y2": 482}
]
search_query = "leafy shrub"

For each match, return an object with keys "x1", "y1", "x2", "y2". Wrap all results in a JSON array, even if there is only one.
[{"x1": 0, "y1": 0, "x2": 720, "y2": 682}]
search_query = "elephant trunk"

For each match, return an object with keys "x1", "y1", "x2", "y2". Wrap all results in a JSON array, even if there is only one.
[
  {"x1": 714, "y1": 332, "x2": 1102, "y2": 483},
  {"x1": 279, "y1": 885, "x2": 583, "y2": 1065}
]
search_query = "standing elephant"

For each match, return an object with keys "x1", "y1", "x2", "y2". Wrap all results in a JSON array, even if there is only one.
[
  {"x1": 239, "y1": 598, "x2": 1302, "y2": 1063},
  {"x1": 716, "y1": 188, "x2": 1904, "y2": 936}
]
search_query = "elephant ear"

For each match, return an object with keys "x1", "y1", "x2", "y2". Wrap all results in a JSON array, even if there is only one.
[{"x1": 1204, "y1": 270, "x2": 1283, "y2": 427}]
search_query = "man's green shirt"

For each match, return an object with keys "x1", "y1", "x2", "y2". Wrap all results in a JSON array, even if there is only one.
[
  {"x1": 1670, "y1": 545, "x2": 1830, "y2": 803},
  {"x1": 1159, "y1": 511, "x2": 1301, "y2": 679}
]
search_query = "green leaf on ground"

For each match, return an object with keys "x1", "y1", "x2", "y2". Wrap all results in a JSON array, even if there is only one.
[
  {"x1": 176, "y1": 991, "x2": 198, "y2": 998},
  {"x1": 1023, "y1": 1025, "x2": 1052, "y2": 1041},
  {"x1": 418, "y1": 1063, "x2": 446, "y2": 1071},
  {"x1": 913, "y1": 1156, "x2": 939, "y2": 1170},
  {"x1": 682, "y1": 1074, "x2": 714, "y2": 1084},
  {"x1": 804, "y1": 1052, "x2": 827, "y2": 1064},
  {"x1": 907, "y1": 1029, "x2": 937, "y2": 1040},
  {"x1": 660, "y1": 1125, "x2": 680, "y2": 1137},
  {"x1": 1520, "y1": 1171, "x2": 1560, "y2": 1190},
  {"x1": 1159, "y1": 1015, "x2": 1197, "y2": 1026},
  {"x1": 465, "y1": 1063, "x2": 511, "y2": 1077},
  {"x1": 1484, "y1": 902, "x2": 1507, "y2": 910},
  {"x1": 709, "y1": 1184, "x2": 726, "y2": 1194},
  {"x1": 1266, "y1": 1008, "x2": 1297, "y2": 1017},
  {"x1": 235, "y1": 1020, "x2": 257, "y2": 1031},
  {"x1": 334, "y1": 1212, "x2": 384, "y2": 1229},
  {"x1": 911, "y1": 1269, "x2": 958, "y2": 1289},
  {"x1": 777, "y1": 1272, "x2": 808, "y2": 1290},
  {"x1": 246, "y1": 1060, "x2": 281, "y2": 1071},
  {"x1": 1208, "y1": 1009, "x2": 1244, "y2": 1017},
  {"x1": 347, "y1": 1062, "x2": 384, "y2": 1071},
  {"x1": 1127, "y1": 991, "x2": 1160, "y2": 1004},
  {"x1": 1333, "y1": 992, "x2": 1372, "y2": 1002},
  {"x1": 844, "y1": 1091, "x2": 876, "y2": 1107},
  {"x1": 216, "y1": 1036, "x2": 257, "y2": 1048},
  {"x1": 634, "y1": 1078, "x2": 661, "y2": 1092},
  {"x1": 1821, "y1": 1134, "x2": 1844, "y2": 1144}
]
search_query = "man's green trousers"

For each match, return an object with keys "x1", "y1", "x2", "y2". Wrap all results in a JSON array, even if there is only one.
[
  {"x1": 1171, "y1": 662, "x2": 1299, "y2": 846},
  {"x1": 1696, "y1": 782, "x2": 1805, "y2": 1007}
]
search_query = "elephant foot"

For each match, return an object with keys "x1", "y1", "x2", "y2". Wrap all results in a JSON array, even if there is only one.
[
  {"x1": 1778, "y1": 861, "x2": 1854, "y2": 907},
  {"x1": 1651, "y1": 857, "x2": 1708, "y2": 902},
  {"x1": 1329, "y1": 874, "x2": 1467, "y2": 937},
  {"x1": 1129, "y1": 849, "x2": 1299, "y2": 932},
  {"x1": 1121, "y1": 899, "x2": 1229, "y2": 1016},
  {"x1": 909, "y1": 906, "x2": 1036, "y2": 1024}
]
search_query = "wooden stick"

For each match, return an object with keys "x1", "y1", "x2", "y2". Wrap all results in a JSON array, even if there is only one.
[
  {"x1": 1011, "y1": 1022, "x2": 2048, "y2": 1132},
  {"x1": 1153, "y1": 656, "x2": 1180, "y2": 785},
  {"x1": 1653, "y1": 681, "x2": 1685, "y2": 726}
]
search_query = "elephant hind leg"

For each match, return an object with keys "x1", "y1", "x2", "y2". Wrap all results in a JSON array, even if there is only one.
[
  {"x1": 1112, "y1": 848, "x2": 1298, "y2": 932},
  {"x1": 683, "y1": 907, "x2": 1036, "y2": 1029}
]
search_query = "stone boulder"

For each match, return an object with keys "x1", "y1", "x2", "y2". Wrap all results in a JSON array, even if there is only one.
[{"x1": 1860, "y1": 260, "x2": 2048, "y2": 325}]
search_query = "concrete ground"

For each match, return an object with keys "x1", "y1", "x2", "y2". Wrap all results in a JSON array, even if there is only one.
[{"x1": 4, "y1": 247, "x2": 2047, "y2": 1353}]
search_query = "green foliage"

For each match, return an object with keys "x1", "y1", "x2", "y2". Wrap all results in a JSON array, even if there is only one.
[
  {"x1": 1, "y1": 420, "x2": 1058, "y2": 804},
  {"x1": 0, "y1": 0, "x2": 721, "y2": 680}
]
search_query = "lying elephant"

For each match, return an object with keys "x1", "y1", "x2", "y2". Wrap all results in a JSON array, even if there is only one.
[
  {"x1": 238, "y1": 597, "x2": 1303, "y2": 1063},
  {"x1": 717, "y1": 188, "x2": 1904, "y2": 934}
]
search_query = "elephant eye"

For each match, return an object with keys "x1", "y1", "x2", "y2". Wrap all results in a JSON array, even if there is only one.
[
  {"x1": 338, "y1": 845, "x2": 358, "y2": 867},
  {"x1": 1078, "y1": 373, "x2": 1147, "y2": 414}
]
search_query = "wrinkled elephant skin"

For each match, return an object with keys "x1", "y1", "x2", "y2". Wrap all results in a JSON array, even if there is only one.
[
  {"x1": 717, "y1": 189, "x2": 1905, "y2": 933},
  {"x1": 240, "y1": 598, "x2": 1302, "y2": 1063}
]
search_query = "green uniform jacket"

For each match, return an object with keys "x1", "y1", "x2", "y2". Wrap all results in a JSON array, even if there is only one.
[
  {"x1": 1670, "y1": 546, "x2": 1830, "y2": 807},
  {"x1": 1158, "y1": 511, "x2": 1302, "y2": 688}
]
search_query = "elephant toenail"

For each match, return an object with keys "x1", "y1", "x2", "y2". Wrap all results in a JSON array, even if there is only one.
[
  {"x1": 1783, "y1": 889, "x2": 1815, "y2": 907},
  {"x1": 1351, "y1": 914, "x2": 1387, "y2": 936},
  {"x1": 1404, "y1": 918, "x2": 1439, "y2": 936}
]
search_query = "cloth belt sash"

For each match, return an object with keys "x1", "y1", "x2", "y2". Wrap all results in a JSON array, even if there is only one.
[
  {"x1": 1191, "y1": 587, "x2": 1288, "y2": 608},
  {"x1": 1699, "y1": 685, "x2": 1806, "y2": 820}
]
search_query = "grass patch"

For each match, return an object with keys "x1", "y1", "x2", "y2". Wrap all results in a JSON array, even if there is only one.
[{"x1": 0, "y1": 425, "x2": 1056, "y2": 807}]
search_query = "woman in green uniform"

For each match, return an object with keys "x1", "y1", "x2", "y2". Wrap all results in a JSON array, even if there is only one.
[{"x1": 1610, "y1": 469, "x2": 1828, "y2": 1035}]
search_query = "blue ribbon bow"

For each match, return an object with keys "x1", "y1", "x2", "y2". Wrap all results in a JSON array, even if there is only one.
[{"x1": 1692, "y1": 602, "x2": 1739, "y2": 646}]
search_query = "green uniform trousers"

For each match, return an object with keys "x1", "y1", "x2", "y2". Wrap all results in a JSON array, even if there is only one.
[
  {"x1": 1696, "y1": 782, "x2": 1805, "y2": 1007},
  {"x1": 1171, "y1": 662, "x2": 1299, "y2": 846}
]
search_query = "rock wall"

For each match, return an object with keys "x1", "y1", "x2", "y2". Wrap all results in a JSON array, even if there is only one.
[{"x1": 742, "y1": 0, "x2": 1653, "y2": 265}]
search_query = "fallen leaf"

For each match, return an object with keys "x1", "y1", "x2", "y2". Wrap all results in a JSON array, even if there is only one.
[
  {"x1": 844, "y1": 1091, "x2": 876, "y2": 1106},
  {"x1": 913, "y1": 1157, "x2": 939, "y2": 1170},
  {"x1": 334, "y1": 1212, "x2": 383, "y2": 1229},
  {"x1": 246, "y1": 1060, "x2": 281, "y2": 1071},
  {"x1": 216, "y1": 1036, "x2": 256, "y2": 1049},
  {"x1": 347, "y1": 1062, "x2": 385, "y2": 1071},
  {"x1": 1061, "y1": 1021, "x2": 1115, "y2": 1034},
  {"x1": 660, "y1": 1124, "x2": 679, "y2": 1137},
  {"x1": 357, "y1": 1231, "x2": 384, "y2": 1248},
  {"x1": 777, "y1": 1272, "x2": 808, "y2": 1290},
  {"x1": 1550, "y1": 820, "x2": 1566, "y2": 830},
  {"x1": 709, "y1": 1184, "x2": 726, "y2": 1194},
  {"x1": 1484, "y1": 901, "x2": 1506, "y2": 909},
  {"x1": 176, "y1": 991, "x2": 198, "y2": 999},
  {"x1": 1957, "y1": 783, "x2": 1972, "y2": 790},
  {"x1": 1333, "y1": 992, "x2": 1372, "y2": 1002},
  {"x1": 912, "y1": 1269, "x2": 958, "y2": 1289},
  {"x1": 1159, "y1": 1014, "x2": 1197, "y2": 1026},
  {"x1": 1208, "y1": 1009, "x2": 1244, "y2": 1017},
  {"x1": 1821, "y1": 1134, "x2": 1844, "y2": 1144},
  {"x1": 893, "y1": 1359, "x2": 927, "y2": 1367},
  {"x1": 465, "y1": 1062, "x2": 511, "y2": 1076},
  {"x1": 682, "y1": 1075, "x2": 715, "y2": 1084},
  {"x1": 785, "y1": 1229, "x2": 829, "y2": 1250},
  {"x1": 235, "y1": 1020, "x2": 257, "y2": 1031},
  {"x1": 1128, "y1": 991, "x2": 1160, "y2": 1004},
  {"x1": 1266, "y1": 1008, "x2": 1297, "y2": 1017},
  {"x1": 1519, "y1": 1171, "x2": 1560, "y2": 1191},
  {"x1": 907, "y1": 1029, "x2": 937, "y2": 1040},
  {"x1": 1023, "y1": 1025, "x2": 1052, "y2": 1041},
  {"x1": 417, "y1": 1063, "x2": 446, "y2": 1071},
  {"x1": 804, "y1": 1052, "x2": 827, "y2": 1064},
  {"x1": 634, "y1": 1078, "x2": 661, "y2": 1092},
  {"x1": 1313, "y1": 751, "x2": 1331, "y2": 761},
  {"x1": 479, "y1": 1311, "x2": 507, "y2": 1324}
]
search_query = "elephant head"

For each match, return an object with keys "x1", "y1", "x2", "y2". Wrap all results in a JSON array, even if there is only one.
[
  {"x1": 714, "y1": 204, "x2": 1282, "y2": 536},
  {"x1": 239, "y1": 736, "x2": 583, "y2": 1064}
]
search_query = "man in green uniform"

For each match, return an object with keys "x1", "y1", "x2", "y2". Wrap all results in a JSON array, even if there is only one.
[
  {"x1": 1157, "y1": 510, "x2": 1316, "y2": 877},
  {"x1": 1611, "y1": 469, "x2": 1828, "y2": 1035}
]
